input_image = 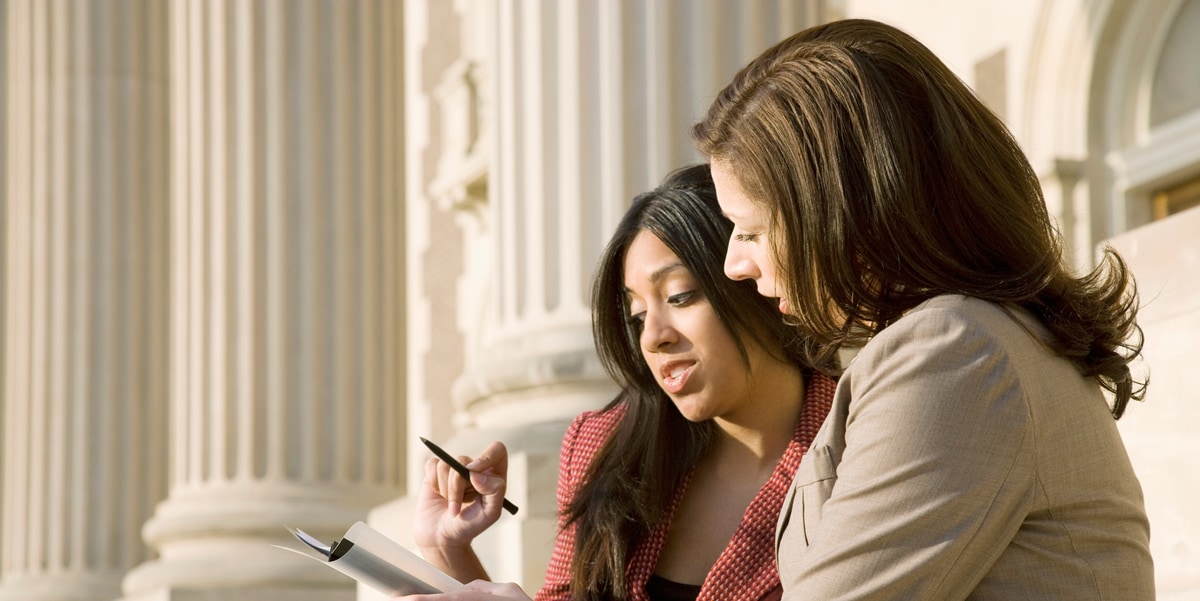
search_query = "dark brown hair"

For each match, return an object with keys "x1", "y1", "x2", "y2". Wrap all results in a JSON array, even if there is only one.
[
  {"x1": 693, "y1": 19, "x2": 1144, "y2": 417},
  {"x1": 569, "y1": 164, "x2": 814, "y2": 600}
]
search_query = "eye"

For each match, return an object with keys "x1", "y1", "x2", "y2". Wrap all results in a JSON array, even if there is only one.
[
  {"x1": 624, "y1": 291, "x2": 645, "y2": 322},
  {"x1": 667, "y1": 291, "x2": 698, "y2": 307}
]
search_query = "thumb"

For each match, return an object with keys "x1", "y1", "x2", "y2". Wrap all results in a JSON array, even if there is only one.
[{"x1": 470, "y1": 471, "x2": 506, "y2": 496}]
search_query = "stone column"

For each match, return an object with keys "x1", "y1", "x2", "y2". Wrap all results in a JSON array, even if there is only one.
[
  {"x1": 0, "y1": 0, "x2": 8, "y2": 571},
  {"x1": 462, "y1": 0, "x2": 825, "y2": 428},
  {"x1": 1, "y1": 1, "x2": 169, "y2": 599},
  {"x1": 390, "y1": 1, "x2": 825, "y2": 593},
  {"x1": 1040, "y1": 158, "x2": 1090, "y2": 271},
  {"x1": 120, "y1": 1, "x2": 405, "y2": 600}
]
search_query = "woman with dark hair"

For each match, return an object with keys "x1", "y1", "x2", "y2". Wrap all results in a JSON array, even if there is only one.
[
  {"x1": 693, "y1": 18, "x2": 1154, "y2": 600},
  {"x1": 399, "y1": 164, "x2": 836, "y2": 601}
]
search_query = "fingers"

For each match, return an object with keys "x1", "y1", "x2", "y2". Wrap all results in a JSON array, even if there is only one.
[
  {"x1": 465, "y1": 441, "x2": 509, "y2": 475},
  {"x1": 464, "y1": 580, "x2": 531, "y2": 599},
  {"x1": 465, "y1": 441, "x2": 508, "y2": 498},
  {"x1": 429, "y1": 456, "x2": 469, "y2": 515},
  {"x1": 425, "y1": 442, "x2": 508, "y2": 516},
  {"x1": 423, "y1": 456, "x2": 441, "y2": 489},
  {"x1": 445, "y1": 454, "x2": 475, "y2": 512}
]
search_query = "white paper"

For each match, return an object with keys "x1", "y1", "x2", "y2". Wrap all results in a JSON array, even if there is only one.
[{"x1": 281, "y1": 522, "x2": 466, "y2": 596}]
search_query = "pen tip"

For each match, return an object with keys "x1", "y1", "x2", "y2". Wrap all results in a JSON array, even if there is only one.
[{"x1": 419, "y1": 436, "x2": 429, "y2": 444}]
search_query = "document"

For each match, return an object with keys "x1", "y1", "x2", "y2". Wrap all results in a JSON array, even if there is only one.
[{"x1": 280, "y1": 521, "x2": 465, "y2": 596}]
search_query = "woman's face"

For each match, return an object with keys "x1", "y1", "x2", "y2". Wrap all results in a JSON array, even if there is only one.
[
  {"x1": 623, "y1": 229, "x2": 762, "y2": 423},
  {"x1": 711, "y1": 161, "x2": 791, "y2": 315}
]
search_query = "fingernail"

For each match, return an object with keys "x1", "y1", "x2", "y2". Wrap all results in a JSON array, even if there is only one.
[{"x1": 448, "y1": 501, "x2": 461, "y2": 516}]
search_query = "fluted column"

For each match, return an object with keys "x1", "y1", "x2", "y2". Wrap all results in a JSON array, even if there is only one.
[
  {"x1": 1040, "y1": 158, "x2": 1090, "y2": 271},
  {"x1": 393, "y1": 1, "x2": 825, "y2": 591},
  {"x1": 461, "y1": 0, "x2": 822, "y2": 438},
  {"x1": 120, "y1": 1, "x2": 404, "y2": 600},
  {"x1": 1, "y1": 1, "x2": 169, "y2": 600},
  {"x1": 0, "y1": 0, "x2": 8, "y2": 574}
]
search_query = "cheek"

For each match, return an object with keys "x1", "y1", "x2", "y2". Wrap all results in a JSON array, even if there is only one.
[
  {"x1": 701, "y1": 317, "x2": 743, "y2": 362},
  {"x1": 754, "y1": 248, "x2": 776, "y2": 279},
  {"x1": 637, "y1": 333, "x2": 657, "y2": 366}
]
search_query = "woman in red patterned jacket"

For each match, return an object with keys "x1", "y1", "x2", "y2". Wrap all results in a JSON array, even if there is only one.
[{"x1": 401, "y1": 164, "x2": 836, "y2": 601}]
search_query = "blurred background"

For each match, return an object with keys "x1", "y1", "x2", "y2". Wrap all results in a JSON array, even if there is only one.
[{"x1": 2, "y1": 1, "x2": 1197, "y2": 600}]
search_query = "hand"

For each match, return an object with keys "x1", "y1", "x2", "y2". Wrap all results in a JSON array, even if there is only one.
[
  {"x1": 393, "y1": 579, "x2": 532, "y2": 600},
  {"x1": 412, "y1": 441, "x2": 510, "y2": 552}
]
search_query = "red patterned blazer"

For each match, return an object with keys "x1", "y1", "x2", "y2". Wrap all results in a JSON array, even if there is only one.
[{"x1": 534, "y1": 374, "x2": 837, "y2": 601}]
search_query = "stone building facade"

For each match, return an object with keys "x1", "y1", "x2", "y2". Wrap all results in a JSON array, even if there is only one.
[{"x1": 2, "y1": 1, "x2": 1197, "y2": 600}]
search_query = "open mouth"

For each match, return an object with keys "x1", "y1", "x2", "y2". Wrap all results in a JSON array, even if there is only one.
[{"x1": 660, "y1": 361, "x2": 696, "y2": 394}]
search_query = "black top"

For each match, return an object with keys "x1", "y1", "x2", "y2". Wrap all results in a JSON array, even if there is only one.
[{"x1": 645, "y1": 574, "x2": 702, "y2": 601}]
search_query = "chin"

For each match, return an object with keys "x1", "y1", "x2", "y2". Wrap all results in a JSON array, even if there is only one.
[{"x1": 669, "y1": 400, "x2": 705, "y2": 422}]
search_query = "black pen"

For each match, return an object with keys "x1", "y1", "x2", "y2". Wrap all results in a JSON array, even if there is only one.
[{"x1": 419, "y1": 437, "x2": 519, "y2": 515}]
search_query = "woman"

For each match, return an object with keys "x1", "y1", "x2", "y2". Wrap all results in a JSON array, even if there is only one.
[
  {"x1": 693, "y1": 18, "x2": 1154, "y2": 600},
  {"x1": 401, "y1": 164, "x2": 836, "y2": 601}
]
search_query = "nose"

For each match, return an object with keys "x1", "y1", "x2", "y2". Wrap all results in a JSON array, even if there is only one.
[
  {"x1": 724, "y1": 240, "x2": 759, "y2": 282},
  {"x1": 639, "y1": 306, "x2": 678, "y2": 353}
]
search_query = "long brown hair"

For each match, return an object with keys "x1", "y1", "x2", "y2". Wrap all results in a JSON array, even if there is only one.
[
  {"x1": 570, "y1": 164, "x2": 815, "y2": 600},
  {"x1": 693, "y1": 19, "x2": 1144, "y2": 417}
]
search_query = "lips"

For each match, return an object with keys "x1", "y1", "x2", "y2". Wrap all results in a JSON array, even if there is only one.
[{"x1": 659, "y1": 360, "x2": 696, "y2": 394}]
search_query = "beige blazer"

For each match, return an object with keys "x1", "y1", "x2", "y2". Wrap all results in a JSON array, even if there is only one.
[{"x1": 776, "y1": 295, "x2": 1154, "y2": 600}]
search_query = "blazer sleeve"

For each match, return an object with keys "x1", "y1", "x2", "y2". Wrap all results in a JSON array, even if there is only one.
[{"x1": 781, "y1": 305, "x2": 1037, "y2": 600}]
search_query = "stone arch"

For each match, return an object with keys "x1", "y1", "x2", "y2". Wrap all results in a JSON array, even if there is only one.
[
  {"x1": 1090, "y1": 0, "x2": 1200, "y2": 234},
  {"x1": 1023, "y1": 0, "x2": 1199, "y2": 265}
]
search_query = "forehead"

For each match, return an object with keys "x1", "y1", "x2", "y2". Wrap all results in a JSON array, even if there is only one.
[
  {"x1": 710, "y1": 160, "x2": 763, "y2": 221},
  {"x1": 623, "y1": 230, "x2": 688, "y2": 284}
]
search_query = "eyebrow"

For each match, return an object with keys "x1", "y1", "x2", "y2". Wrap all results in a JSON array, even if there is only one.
[
  {"x1": 648, "y1": 261, "x2": 687, "y2": 283},
  {"x1": 622, "y1": 261, "x2": 688, "y2": 296},
  {"x1": 721, "y1": 209, "x2": 757, "y2": 226},
  {"x1": 720, "y1": 208, "x2": 758, "y2": 226}
]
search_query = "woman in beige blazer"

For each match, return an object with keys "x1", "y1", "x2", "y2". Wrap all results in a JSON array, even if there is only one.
[{"x1": 693, "y1": 18, "x2": 1155, "y2": 601}]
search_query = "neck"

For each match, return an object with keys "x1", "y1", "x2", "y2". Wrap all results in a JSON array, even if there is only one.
[{"x1": 710, "y1": 360, "x2": 805, "y2": 471}]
